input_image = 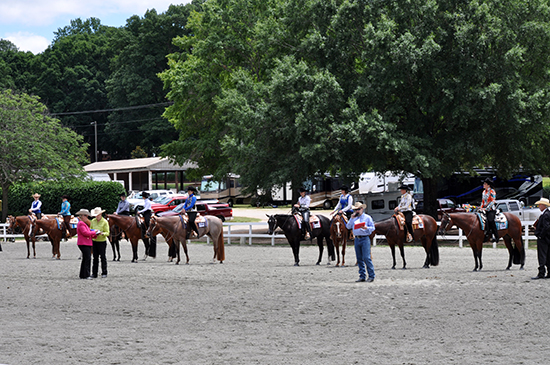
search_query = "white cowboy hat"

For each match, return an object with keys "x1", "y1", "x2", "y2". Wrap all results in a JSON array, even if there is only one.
[
  {"x1": 90, "y1": 207, "x2": 106, "y2": 216},
  {"x1": 351, "y1": 202, "x2": 366, "y2": 210},
  {"x1": 535, "y1": 198, "x2": 550, "y2": 207},
  {"x1": 75, "y1": 209, "x2": 91, "y2": 217},
  {"x1": 32, "y1": 193, "x2": 41, "y2": 198}
]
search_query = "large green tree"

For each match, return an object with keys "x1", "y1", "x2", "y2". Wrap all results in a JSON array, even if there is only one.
[{"x1": 0, "y1": 89, "x2": 89, "y2": 220}]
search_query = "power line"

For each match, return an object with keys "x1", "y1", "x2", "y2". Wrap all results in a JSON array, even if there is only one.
[{"x1": 49, "y1": 101, "x2": 174, "y2": 116}]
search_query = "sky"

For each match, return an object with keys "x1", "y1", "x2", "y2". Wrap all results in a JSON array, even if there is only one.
[{"x1": 0, "y1": 0, "x2": 192, "y2": 54}]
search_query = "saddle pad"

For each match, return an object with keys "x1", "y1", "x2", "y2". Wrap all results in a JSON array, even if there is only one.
[
  {"x1": 196, "y1": 215, "x2": 207, "y2": 228},
  {"x1": 293, "y1": 214, "x2": 302, "y2": 229},
  {"x1": 393, "y1": 213, "x2": 406, "y2": 231},
  {"x1": 477, "y1": 212, "x2": 508, "y2": 231},
  {"x1": 310, "y1": 215, "x2": 321, "y2": 229},
  {"x1": 412, "y1": 215, "x2": 424, "y2": 230}
]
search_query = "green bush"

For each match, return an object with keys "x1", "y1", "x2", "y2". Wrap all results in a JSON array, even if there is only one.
[{"x1": 6, "y1": 181, "x2": 126, "y2": 216}]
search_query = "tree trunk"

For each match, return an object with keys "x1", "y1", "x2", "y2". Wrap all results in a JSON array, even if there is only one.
[
  {"x1": 422, "y1": 177, "x2": 438, "y2": 219},
  {"x1": 2, "y1": 182, "x2": 9, "y2": 222}
]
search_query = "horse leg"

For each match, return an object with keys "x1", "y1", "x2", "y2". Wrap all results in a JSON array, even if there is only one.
[
  {"x1": 334, "y1": 239, "x2": 341, "y2": 266},
  {"x1": 25, "y1": 235, "x2": 31, "y2": 259},
  {"x1": 131, "y1": 240, "x2": 139, "y2": 263},
  {"x1": 182, "y1": 241, "x2": 189, "y2": 264},
  {"x1": 291, "y1": 241, "x2": 300, "y2": 266},
  {"x1": 389, "y1": 243, "x2": 397, "y2": 269},
  {"x1": 341, "y1": 239, "x2": 346, "y2": 266},
  {"x1": 503, "y1": 236, "x2": 513, "y2": 270},
  {"x1": 421, "y1": 237, "x2": 430, "y2": 269},
  {"x1": 478, "y1": 248, "x2": 483, "y2": 271},
  {"x1": 316, "y1": 237, "x2": 324, "y2": 265},
  {"x1": 142, "y1": 237, "x2": 149, "y2": 261}
]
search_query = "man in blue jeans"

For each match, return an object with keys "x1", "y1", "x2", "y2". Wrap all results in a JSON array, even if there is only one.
[{"x1": 346, "y1": 202, "x2": 376, "y2": 282}]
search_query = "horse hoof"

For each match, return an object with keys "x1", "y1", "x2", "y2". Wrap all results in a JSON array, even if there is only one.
[
  {"x1": 506, "y1": 267, "x2": 511, "y2": 270},
  {"x1": 316, "y1": 262, "x2": 320, "y2": 266},
  {"x1": 391, "y1": 266, "x2": 396, "y2": 270},
  {"x1": 402, "y1": 267, "x2": 407, "y2": 270},
  {"x1": 294, "y1": 263, "x2": 299, "y2": 266},
  {"x1": 520, "y1": 267, "x2": 525, "y2": 270},
  {"x1": 422, "y1": 265, "x2": 429, "y2": 269}
]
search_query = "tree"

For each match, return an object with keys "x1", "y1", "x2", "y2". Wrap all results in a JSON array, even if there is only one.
[{"x1": 0, "y1": 89, "x2": 89, "y2": 220}]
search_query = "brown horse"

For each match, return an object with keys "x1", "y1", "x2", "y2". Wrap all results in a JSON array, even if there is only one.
[
  {"x1": 439, "y1": 212, "x2": 524, "y2": 271},
  {"x1": 106, "y1": 214, "x2": 150, "y2": 263},
  {"x1": 106, "y1": 218, "x2": 123, "y2": 261},
  {"x1": 370, "y1": 214, "x2": 439, "y2": 269},
  {"x1": 7, "y1": 215, "x2": 47, "y2": 258},
  {"x1": 330, "y1": 213, "x2": 349, "y2": 266},
  {"x1": 34, "y1": 216, "x2": 77, "y2": 259},
  {"x1": 146, "y1": 216, "x2": 189, "y2": 264}
]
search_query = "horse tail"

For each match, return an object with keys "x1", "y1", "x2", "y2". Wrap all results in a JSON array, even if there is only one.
[
  {"x1": 327, "y1": 236, "x2": 335, "y2": 261},
  {"x1": 430, "y1": 235, "x2": 439, "y2": 266},
  {"x1": 217, "y1": 229, "x2": 225, "y2": 262},
  {"x1": 512, "y1": 236, "x2": 523, "y2": 265}
]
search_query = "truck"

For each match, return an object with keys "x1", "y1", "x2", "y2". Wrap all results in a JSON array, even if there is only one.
[{"x1": 494, "y1": 199, "x2": 541, "y2": 222}]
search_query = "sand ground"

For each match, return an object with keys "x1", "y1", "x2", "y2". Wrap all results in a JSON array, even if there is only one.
[{"x1": 1, "y1": 225, "x2": 549, "y2": 364}]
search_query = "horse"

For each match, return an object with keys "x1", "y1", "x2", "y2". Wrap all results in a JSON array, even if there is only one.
[
  {"x1": 330, "y1": 213, "x2": 349, "y2": 266},
  {"x1": 267, "y1": 213, "x2": 335, "y2": 266},
  {"x1": 106, "y1": 214, "x2": 151, "y2": 263},
  {"x1": 106, "y1": 217, "x2": 124, "y2": 261},
  {"x1": 147, "y1": 214, "x2": 225, "y2": 264},
  {"x1": 7, "y1": 215, "x2": 46, "y2": 258},
  {"x1": 146, "y1": 216, "x2": 189, "y2": 264},
  {"x1": 34, "y1": 216, "x2": 77, "y2": 259},
  {"x1": 439, "y1": 212, "x2": 524, "y2": 271},
  {"x1": 371, "y1": 214, "x2": 439, "y2": 269}
]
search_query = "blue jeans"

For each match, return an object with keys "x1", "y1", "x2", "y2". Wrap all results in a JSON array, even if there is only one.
[{"x1": 355, "y1": 236, "x2": 375, "y2": 280}]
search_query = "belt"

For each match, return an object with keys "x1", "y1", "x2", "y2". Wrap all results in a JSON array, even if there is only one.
[{"x1": 355, "y1": 235, "x2": 368, "y2": 238}]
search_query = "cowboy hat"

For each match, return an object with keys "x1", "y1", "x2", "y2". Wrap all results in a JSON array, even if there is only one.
[
  {"x1": 187, "y1": 186, "x2": 198, "y2": 193},
  {"x1": 141, "y1": 191, "x2": 150, "y2": 198},
  {"x1": 75, "y1": 209, "x2": 91, "y2": 217},
  {"x1": 482, "y1": 178, "x2": 495, "y2": 188},
  {"x1": 61, "y1": 195, "x2": 70, "y2": 200},
  {"x1": 398, "y1": 185, "x2": 410, "y2": 191},
  {"x1": 340, "y1": 185, "x2": 349, "y2": 193},
  {"x1": 351, "y1": 202, "x2": 366, "y2": 210},
  {"x1": 299, "y1": 187, "x2": 308, "y2": 193},
  {"x1": 119, "y1": 192, "x2": 127, "y2": 197},
  {"x1": 32, "y1": 193, "x2": 41, "y2": 198},
  {"x1": 535, "y1": 198, "x2": 550, "y2": 207},
  {"x1": 90, "y1": 207, "x2": 106, "y2": 216}
]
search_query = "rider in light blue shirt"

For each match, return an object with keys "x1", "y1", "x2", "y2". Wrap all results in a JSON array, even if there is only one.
[{"x1": 346, "y1": 202, "x2": 376, "y2": 282}]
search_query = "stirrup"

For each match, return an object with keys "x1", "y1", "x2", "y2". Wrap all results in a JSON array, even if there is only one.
[
  {"x1": 406, "y1": 233, "x2": 413, "y2": 243},
  {"x1": 305, "y1": 232, "x2": 311, "y2": 240}
]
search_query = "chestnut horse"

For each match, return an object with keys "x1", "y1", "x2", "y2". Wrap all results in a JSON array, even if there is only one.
[
  {"x1": 106, "y1": 214, "x2": 151, "y2": 263},
  {"x1": 147, "y1": 215, "x2": 225, "y2": 264},
  {"x1": 370, "y1": 214, "x2": 439, "y2": 269},
  {"x1": 439, "y1": 212, "x2": 524, "y2": 271},
  {"x1": 146, "y1": 216, "x2": 189, "y2": 264},
  {"x1": 330, "y1": 213, "x2": 349, "y2": 266},
  {"x1": 267, "y1": 214, "x2": 335, "y2": 266},
  {"x1": 34, "y1": 216, "x2": 77, "y2": 259},
  {"x1": 7, "y1": 215, "x2": 47, "y2": 258}
]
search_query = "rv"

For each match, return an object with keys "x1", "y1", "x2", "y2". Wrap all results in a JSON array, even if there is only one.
[{"x1": 200, "y1": 175, "x2": 252, "y2": 207}]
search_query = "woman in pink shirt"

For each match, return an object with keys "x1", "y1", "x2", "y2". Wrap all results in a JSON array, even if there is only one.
[{"x1": 75, "y1": 209, "x2": 99, "y2": 279}]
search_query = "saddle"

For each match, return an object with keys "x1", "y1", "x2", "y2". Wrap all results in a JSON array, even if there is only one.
[
  {"x1": 394, "y1": 212, "x2": 423, "y2": 230},
  {"x1": 477, "y1": 210, "x2": 507, "y2": 231},
  {"x1": 293, "y1": 214, "x2": 321, "y2": 229},
  {"x1": 393, "y1": 213, "x2": 406, "y2": 230}
]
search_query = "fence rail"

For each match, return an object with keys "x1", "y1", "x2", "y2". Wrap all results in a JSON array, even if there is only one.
[{"x1": 1, "y1": 220, "x2": 538, "y2": 249}]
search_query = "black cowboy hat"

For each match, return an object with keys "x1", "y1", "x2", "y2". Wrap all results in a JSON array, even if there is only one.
[
  {"x1": 141, "y1": 191, "x2": 150, "y2": 198},
  {"x1": 482, "y1": 178, "x2": 495, "y2": 188},
  {"x1": 398, "y1": 185, "x2": 410, "y2": 191},
  {"x1": 119, "y1": 192, "x2": 127, "y2": 197},
  {"x1": 340, "y1": 185, "x2": 349, "y2": 193},
  {"x1": 299, "y1": 187, "x2": 308, "y2": 193},
  {"x1": 187, "y1": 186, "x2": 198, "y2": 193},
  {"x1": 61, "y1": 195, "x2": 70, "y2": 200}
]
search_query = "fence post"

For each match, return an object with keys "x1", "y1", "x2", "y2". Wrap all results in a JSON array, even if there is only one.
[
  {"x1": 227, "y1": 225, "x2": 231, "y2": 245},
  {"x1": 458, "y1": 228, "x2": 463, "y2": 248},
  {"x1": 249, "y1": 224, "x2": 252, "y2": 246},
  {"x1": 524, "y1": 222, "x2": 529, "y2": 250}
]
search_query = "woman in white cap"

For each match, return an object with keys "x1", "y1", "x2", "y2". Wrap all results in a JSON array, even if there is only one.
[
  {"x1": 29, "y1": 193, "x2": 42, "y2": 219},
  {"x1": 90, "y1": 207, "x2": 110, "y2": 278},
  {"x1": 533, "y1": 197, "x2": 550, "y2": 280},
  {"x1": 75, "y1": 209, "x2": 99, "y2": 280}
]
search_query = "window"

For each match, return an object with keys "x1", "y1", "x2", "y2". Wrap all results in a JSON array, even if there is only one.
[
  {"x1": 509, "y1": 202, "x2": 519, "y2": 211},
  {"x1": 498, "y1": 204, "x2": 509, "y2": 212},
  {"x1": 371, "y1": 199, "x2": 385, "y2": 210},
  {"x1": 389, "y1": 200, "x2": 398, "y2": 210},
  {"x1": 196, "y1": 204, "x2": 206, "y2": 212}
]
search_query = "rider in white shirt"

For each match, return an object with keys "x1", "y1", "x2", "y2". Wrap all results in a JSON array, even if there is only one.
[{"x1": 294, "y1": 188, "x2": 312, "y2": 240}]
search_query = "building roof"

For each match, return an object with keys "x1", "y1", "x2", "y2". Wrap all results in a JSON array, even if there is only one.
[{"x1": 84, "y1": 157, "x2": 197, "y2": 173}]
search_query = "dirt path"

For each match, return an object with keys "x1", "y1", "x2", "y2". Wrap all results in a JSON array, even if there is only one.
[{"x1": 0, "y1": 239, "x2": 548, "y2": 364}]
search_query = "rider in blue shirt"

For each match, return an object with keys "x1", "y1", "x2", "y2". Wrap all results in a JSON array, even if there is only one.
[
  {"x1": 346, "y1": 202, "x2": 376, "y2": 282},
  {"x1": 183, "y1": 186, "x2": 199, "y2": 239},
  {"x1": 59, "y1": 195, "x2": 71, "y2": 239}
]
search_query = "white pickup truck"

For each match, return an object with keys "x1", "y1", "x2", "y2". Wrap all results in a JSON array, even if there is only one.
[{"x1": 495, "y1": 199, "x2": 542, "y2": 222}]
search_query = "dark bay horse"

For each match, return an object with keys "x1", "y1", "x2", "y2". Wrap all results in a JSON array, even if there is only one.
[
  {"x1": 106, "y1": 214, "x2": 151, "y2": 263},
  {"x1": 330, "y1": 213, "x2": 349, "y2": 266},
  {"x1": 106, "y1": 218, "x2": 123, "y2": 261},
  {"x1": 371, "y1": 214, "x2": 439, "y2": 269},
  {"x1": 439, "y1": 212, "x2": 524, "y2": 271},
  {"x1": 267, "y1": 214, "x2": 335, "y2": 266},
  {"x1": 34, "y1": 216, "x2": 77, "y2": 259}
]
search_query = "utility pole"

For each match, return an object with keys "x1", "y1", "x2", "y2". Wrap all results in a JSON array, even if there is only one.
[{"x1": 91, "y1": 121, "x2": 98, "y2": 162}]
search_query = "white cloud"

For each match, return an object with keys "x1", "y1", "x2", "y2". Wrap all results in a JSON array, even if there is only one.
[{"x1": 5, "y1": 32, "x2": 50, "y2": 54}]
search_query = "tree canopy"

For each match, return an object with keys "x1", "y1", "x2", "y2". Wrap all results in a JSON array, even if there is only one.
[{"x1": 0, "y1": 89, "x2": 88, "y2": 220}]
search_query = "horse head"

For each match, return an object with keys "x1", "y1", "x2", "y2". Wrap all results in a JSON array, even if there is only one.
[
  {"x1": 438, "y1": 213, "x2": 453, "y2": 234},
  {"x1": 146, "y1": 216, "x2": 157, "y2": 238},
  {"x1": 6, "y1": 215, "x2": 16, "y2": 234},
  {"x1": 266, "y1": 214, "x2": 278, "y2": 235}
]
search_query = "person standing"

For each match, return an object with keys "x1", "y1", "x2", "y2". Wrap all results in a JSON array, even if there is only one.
[
  {"x1": 532, "y1": 198, "x2": 550, "y2": 280},
  {"x1": 394, "y1": 185, "x2": 415, "y2": 243},
  {"x1": 138, "y1": 192, "x2": 156, "y2": 258},
  {"x1": 29, "y1": 193, "x2": 42, "y2": 219},
  {"x1": 90, "y1": 207, "x2": 110, "y2": 278},
  {"x1": 115, "y1": 192, "x2": 130, "y2": 215},
  {"x1": 75, "y1": 209, "x2": 99, "y2": 279},
  {"x1": 294, "y1": 188, "x2": 312, "y2": 240},
  {"x1": 59, "y1": 195, "x2": 71, "y2": 239},
  {"x1": 331, "y1": 185, "x2": 354, "y2": 220},
  {"x1": 183, "y1": 186, "x2": 199, "y2": 239},
  {"x1": 346, "y1": 202, "x2": 376, "y2": 282},
  {"x1": 480, "y1": 178, "x2": 498, "y2": 243}
]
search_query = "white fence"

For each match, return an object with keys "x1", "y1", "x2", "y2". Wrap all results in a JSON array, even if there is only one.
[{"x1": 2, "y1": 221, "x2": 538, "y2": 249}]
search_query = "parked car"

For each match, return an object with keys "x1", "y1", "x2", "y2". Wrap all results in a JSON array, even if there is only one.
[
  {"x1": 127, "y1": 190, "x2": 175, "y2": 212},
  {"x1": 157, "y1": 201, "x2": 233, "y2": 221},
  {"x1": 495, "y1": 199, "x2": 541, "y2": 222},
  {"x1": 437, "y1": 199, "x2": 467, "y2": 220},
  {"x1": 150, "y1": 195, "x2": 189, "y2": 213}
]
